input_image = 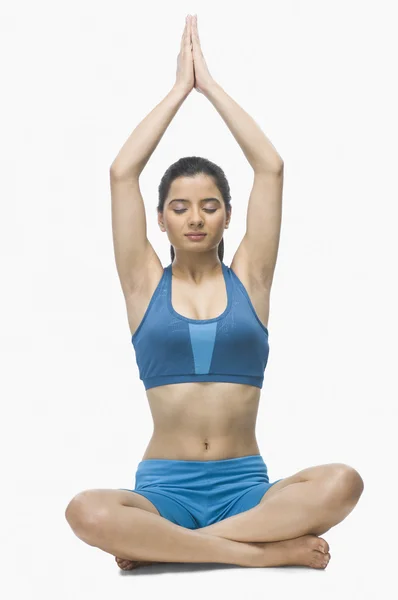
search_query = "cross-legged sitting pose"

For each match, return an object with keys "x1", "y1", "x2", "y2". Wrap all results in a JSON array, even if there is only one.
[{"x1": 65, "y1": 14, "x2": 364, "y2": 571}]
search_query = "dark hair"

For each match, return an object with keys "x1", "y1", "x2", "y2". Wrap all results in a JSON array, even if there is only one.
[{"x1": 157, "y1": 156, "x2": 232, "y2": 263}]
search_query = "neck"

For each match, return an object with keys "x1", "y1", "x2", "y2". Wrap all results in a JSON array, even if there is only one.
[{"x1": 171, "y1": 257, "x2": 223, "y2": 282}]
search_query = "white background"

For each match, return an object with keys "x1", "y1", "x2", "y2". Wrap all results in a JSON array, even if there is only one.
[{"x1": 2, "y1": 0, "x2": 397, "y2": 598}]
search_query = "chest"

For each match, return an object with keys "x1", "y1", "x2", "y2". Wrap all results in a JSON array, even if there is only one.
[
  {"x1": 172, "y1": 272, "x2": 269, "y2": 327},
  {"x1": 126, "y1": 266, "x2": 270, "y2": 339}
]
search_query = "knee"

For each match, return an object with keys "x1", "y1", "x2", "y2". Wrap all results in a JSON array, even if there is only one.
[
  {"x1": 65, "y1": 491, "x2": 109, "y2": 541},
  {"x1": 325, "y1": 463, "x2": 364, "y2": 505}
]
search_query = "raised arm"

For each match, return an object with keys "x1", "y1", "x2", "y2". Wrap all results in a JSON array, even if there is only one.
[
  {"x1": 110, "y1": 85, "x2": 189, "y2": 180},
  {"x1": 204, "y1": 79, "x2": 284, "y2": 290},
  {"x1": 191, "y1": 14, "x2": 284, "y2": 289},
  {"x1": 110, "y1": 86, "x2": 189, "y2": 296},
  {"x1": 110, "y1": 17, "x2": 195, "y2": 296}
]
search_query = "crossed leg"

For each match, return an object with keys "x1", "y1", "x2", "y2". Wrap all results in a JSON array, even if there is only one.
[
  {"x1": 65, "y1": 462, "x2": 363, "y2": 568},
  {"x1": 198, "y1": 462, "x2": 364, "y2": 542}
]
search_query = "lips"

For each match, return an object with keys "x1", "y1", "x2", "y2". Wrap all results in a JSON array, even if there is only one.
[{"x1": 185, "y1": 233, "x2": 207, "y2": 241}]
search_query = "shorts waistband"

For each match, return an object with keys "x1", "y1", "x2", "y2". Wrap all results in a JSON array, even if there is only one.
[
  {"x1": 139, "y1": 453, "x2": 263, "y2": 465},
  {"x1": 134, "y1": 454, "x2": 270, "y2": 491},
  {"x1": 136, "y1": 454, "x2": 267, "y2": 476}
]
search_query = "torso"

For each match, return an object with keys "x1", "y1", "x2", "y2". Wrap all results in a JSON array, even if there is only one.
[{"x1": 124, "y1": 257, "x2": 271, "y2": 461}]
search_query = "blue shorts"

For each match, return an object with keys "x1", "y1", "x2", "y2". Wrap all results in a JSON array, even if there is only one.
[{"x1": 119, "y1": 454, "x2": 283, "y2": 530}]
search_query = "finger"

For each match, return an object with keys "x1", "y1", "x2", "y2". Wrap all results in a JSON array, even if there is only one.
[
  {"x1": 191, "y1": 15, "x2": 200, "y2": 47},
  {"x1": 188, "y1": 16, "x2": 193, "y2": 49},
  {"x1": 190, "y1": 17, "x2": 196, "y2": 47},
  {"x1": 183, "y1": 17, "x2": 192, "y2": 52},
  {"x1": 185, "y1": 16, "x2": 192, "y2": 47},
  {"x1": 181, "y1": 16, "x2": 188, "y2": 47}
]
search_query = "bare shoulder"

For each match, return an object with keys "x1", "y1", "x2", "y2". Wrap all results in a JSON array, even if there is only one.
[
  {"x1": 127, "y1": 241, "x2": 164, "y2": 294},
  {"x1": 230, "y1": 236, "x2": 271, "y2": 293},
  {"x1": 230, "y1": 238, "x2": 271, "y2": 331},
  {"x1": 124, "y1": 242, "x2": 165, "y2": 337}
]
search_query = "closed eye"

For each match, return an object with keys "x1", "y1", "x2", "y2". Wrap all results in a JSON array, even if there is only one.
[{"x1": 173, "y1": 209, "x2": 217, "y2": 214}]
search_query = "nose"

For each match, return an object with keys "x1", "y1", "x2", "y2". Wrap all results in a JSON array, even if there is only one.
[{"x1": 189, "y1": 214, "x2": 204, "y2": 227}]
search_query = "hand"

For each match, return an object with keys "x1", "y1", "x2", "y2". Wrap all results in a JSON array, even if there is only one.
[
  {"x1": 191, "y1": 15, "x2": 215, "y2": 95},
  {"x1": 175, "y1": 15, "x2": 194, "y2": 95}
]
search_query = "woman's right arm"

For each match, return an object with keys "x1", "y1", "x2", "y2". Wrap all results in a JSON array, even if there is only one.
[
  {"x1": 110, "y1": 84, "x2": 190, "y2": 296},
  {"x1": 110, "y1": 84, "x2": 190, "y2": 178}
]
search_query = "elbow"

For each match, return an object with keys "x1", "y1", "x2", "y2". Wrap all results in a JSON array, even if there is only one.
[
  {"x1": 110, "y1": 163, "x2": 125, "y2": 178},
  {"x1": 255, "y1": 160, "x2": 284, "y2": 176},
  {"x1": 110, "y1": 164, "x2": 121, "y2": 178},
  {"x1": 110, "y1": 163, "x2": 142, "y2": 180}
]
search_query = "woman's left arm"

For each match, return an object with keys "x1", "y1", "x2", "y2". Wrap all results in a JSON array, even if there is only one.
[
  {"x1": 205, "y1": 82, "x2": 284, "y2": 288},
  {"x1": 204, "y1": 82, "x2": 283, "y2": 173},
  {"x1": 192, "y1": 15, "x2": 283, "y2": 287},
  {"x1": 191, "y1": 15, "x2": 283, "y2": 173}
]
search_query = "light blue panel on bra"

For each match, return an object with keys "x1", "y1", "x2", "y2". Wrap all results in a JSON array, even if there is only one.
[{"x1": 188, "y1": 322, "x2": 218, "y2": 374}]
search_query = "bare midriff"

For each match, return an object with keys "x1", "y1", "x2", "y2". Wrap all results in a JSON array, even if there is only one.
[{"x1": 141, "y1": 381, "x2": 262, "y2": 461}]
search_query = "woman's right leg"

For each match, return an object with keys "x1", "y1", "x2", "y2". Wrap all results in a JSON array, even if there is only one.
[{"x1": 64, "y1": 489, "x2": 264, "y2": 567}]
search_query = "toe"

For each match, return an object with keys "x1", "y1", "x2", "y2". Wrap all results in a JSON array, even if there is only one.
[
  {"x1": 116, "y1": 557, "x2": 133, "y2": 570},
  {"x1": 310, "y1": 548, "x2": 330, "y2": 569},
  {"x1": 321, "y1": 552, "x2": 331, "y2": 568},
  {"x1": 317, "y1": 536, "x2": 330, "y2": 554}
]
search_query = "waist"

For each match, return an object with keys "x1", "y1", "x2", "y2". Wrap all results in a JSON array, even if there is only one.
[
  {"x1": 143, "y1": 382, "x2": 261, "y2": 460},
  {"x1": 142, "y1": 433, "x2": 260, "y2": 461}
]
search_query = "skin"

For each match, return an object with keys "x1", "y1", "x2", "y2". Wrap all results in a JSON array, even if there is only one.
[
  {"x1": 65, "y1": 14, "x2": 364, "y2": 572},
  {"x1": 158, "y1": 172, "x2": 231, "y2": 279},
  {"x1": 107, "y1": 171, "x2": 364, "y2": 570},
  {"x1": 67, "y1": 165, "x2": 364, "y2": 570}
]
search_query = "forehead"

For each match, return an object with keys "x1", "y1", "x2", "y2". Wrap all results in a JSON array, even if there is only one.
[{"x1": 169, "y1": 174, "x2": 218, "y2": 197}]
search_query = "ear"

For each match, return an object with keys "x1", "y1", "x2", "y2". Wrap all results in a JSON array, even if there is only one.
[
  {"x1": 225, "y1": 206, "x2": 232, "y2": 228},
  {"x1": 158, "y1": 215, "x2": 166, "y2": 232}
]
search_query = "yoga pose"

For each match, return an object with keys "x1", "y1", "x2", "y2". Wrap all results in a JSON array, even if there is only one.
[{"x1": 65, "y1": 14, "x2": 364, "y2": 570}]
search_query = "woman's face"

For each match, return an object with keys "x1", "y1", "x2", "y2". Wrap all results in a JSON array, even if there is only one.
[{"x1": 159, "y1": 174, "x2": 230, "y2": 252}]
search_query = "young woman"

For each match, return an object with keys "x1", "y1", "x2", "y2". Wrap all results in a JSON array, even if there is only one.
[{"x1": 65, "y1": 14, "x2": 364, "y2": 571}]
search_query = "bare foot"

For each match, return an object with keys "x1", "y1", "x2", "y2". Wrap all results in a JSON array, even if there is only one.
[
  {"x1": 115, "y1": 556, "x2": 155, "y2": 571},
  {"x1": 115, "y1": 534, "x2": 331, "y2": 570},
  {"x1": 253, "y1": 534, "x2": 331, "y2": 569}
]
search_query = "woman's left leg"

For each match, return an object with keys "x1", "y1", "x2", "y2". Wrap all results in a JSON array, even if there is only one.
[{"x1": 199, "y1": 462, "x2": 364, "y2": 543}]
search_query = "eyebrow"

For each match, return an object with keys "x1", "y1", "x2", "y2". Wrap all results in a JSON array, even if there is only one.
[{"x1": 169, "y1": 198, "x2": 221, "y2": 204}]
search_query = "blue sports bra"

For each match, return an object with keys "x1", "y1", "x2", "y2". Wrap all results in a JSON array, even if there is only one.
[{"x1": 131, "y1": 262, "x2": 270, "y2": 391}]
